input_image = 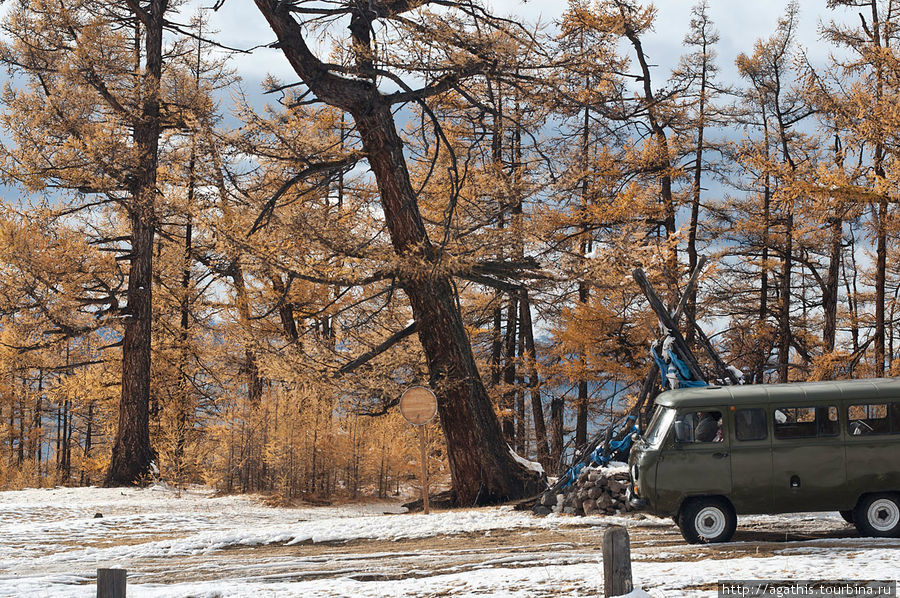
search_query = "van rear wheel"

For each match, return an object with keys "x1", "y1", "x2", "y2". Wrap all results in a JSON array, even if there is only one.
[
  {"x1": 838, "y1": 510, "x2": 854, "y2": 524},
  {"x1": 678, "y1": 497, "x2": 736, "y2": 544},
  {"x1": 853, "y1": 493, "x2": 900, "y2": 537}
]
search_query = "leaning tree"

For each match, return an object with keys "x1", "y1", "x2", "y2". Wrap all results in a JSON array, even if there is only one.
[{"x1": 247, "y1": 0, "x2": 545, "y2": 505}]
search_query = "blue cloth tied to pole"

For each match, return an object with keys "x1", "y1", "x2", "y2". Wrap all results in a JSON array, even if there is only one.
[{"x1": 560, "y1": 416, "x2": 638, "y2": 488}]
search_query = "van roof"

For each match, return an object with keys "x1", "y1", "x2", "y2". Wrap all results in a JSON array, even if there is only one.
[{"x1": 655, "y1": 377, "x2": 900, "y2": 409}]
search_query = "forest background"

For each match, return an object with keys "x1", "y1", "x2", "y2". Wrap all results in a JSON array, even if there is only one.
[{"x1": 0, "y1": 0, "x2": 896, "y2": 503}]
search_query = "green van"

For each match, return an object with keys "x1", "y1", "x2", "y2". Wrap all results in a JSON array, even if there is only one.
[{"x1": 627, "y1": 378, "x2": 900, "y2": 543}]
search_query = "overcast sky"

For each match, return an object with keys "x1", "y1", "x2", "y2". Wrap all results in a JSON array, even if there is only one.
[{"x1": 198, "y1": 0, "x2": 852, "y2": 95}]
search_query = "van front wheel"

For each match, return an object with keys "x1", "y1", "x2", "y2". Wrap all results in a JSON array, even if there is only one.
[
  {"x1": 678, "y1": 497, "x2": 736, "y2": 544},
  {"x1": 854, "y1": 493, "x2": 900, "y2": 537}
]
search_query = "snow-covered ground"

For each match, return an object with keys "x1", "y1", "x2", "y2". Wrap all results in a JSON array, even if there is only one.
[{"x1": 0, "y1": 485, "x2": 897, "y2": 597}]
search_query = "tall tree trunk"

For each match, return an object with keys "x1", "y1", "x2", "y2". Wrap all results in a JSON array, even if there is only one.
[
  {"x1": 105, "y1": 0, "x2": 167, "y2": 486},
  {"x1": 778, "y1": 210, "x2": 793, "y2": 383},
  {"x1": 823, "y1": 135, "x2": 844, "y2": 355},
  {"x1": 515, "y1": 327, "x2": 526, "y2": 453},
  {"x1": 686, "y1": 47, "x2": 708, "y2": 346},
  {"x1": 489, "y1": 80, "x2": 504, "y2": 390},
  {"x1": 874, "y1": 198, "x2": 887, "y2": 374},
  {"x1": 519, "y1": 290, "x2": 550, "y2": 471},
  {"x1": 33, "y1": 370, "x2": 42, "y2": 467},
  {"x1": 575, "y1": 101, "x2": 590, "y2": 450},
  {"x1": 81, "y1": 401, "x2": 93, "y2": 486},
  {"x1": 844, "y1": 227, "x2": 861, "y2": 355},
  {"x1": 106, "y1": 211, "x2": 156, "y2": 485},
  {"x1": 502, "y1": 295, "x2": 518, "y2": 443},
  {"x1": 270, "y1": 273, "x2": 299, "y2": 343},
  {"x1": 823, "y1": 215, "x2": 842, "y2": 354},
  {"x1": 755, "y1": 102, "x2": 771, "y2": 384},
  {"x1": 356, "y1": 105, "x2": 539, "y2": 503},
  {"x1": 871, "y1": 0, "x2": 886, "y2": 376},
  {"x1": 230, "y1": 262, "x2": 264, "y2": 407},
  {"x1": 621, "y1": 15, "x2": 677, "y2": 293},
  {"x1": 549, "y1": 394, "x2": 564, "y2": 475}
]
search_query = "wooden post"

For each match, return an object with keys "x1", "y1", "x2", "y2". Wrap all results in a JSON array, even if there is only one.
[
  {"x1": 603, "y1": 526, "x2": 633, "y2": 598},
  {"x1": 399, "y1": 386, "x2": 437, "y2": 514},
  {"x1": 97, "y1": 568, "x2": 126, "y2": 598},
  {"x1": 418, "y1": 425, "x2": 430, "y2": 514}
]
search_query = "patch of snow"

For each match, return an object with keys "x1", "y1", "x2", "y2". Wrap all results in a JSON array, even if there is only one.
[
  {"x1": 726, "y1": 365, "x2": 745, "y2": 384},
  {"x1": 605, "y1": 461, "x2": 629, "y2": 474},
  {"x1": 613, "y1": 589, "x2": 652, "y2": 598},
  {"x1": 3, "y1": 486, "x2": 894, "y2": 598},
  {"x1": 508, "y1": 445, "x2": 544, "y2": 474}
]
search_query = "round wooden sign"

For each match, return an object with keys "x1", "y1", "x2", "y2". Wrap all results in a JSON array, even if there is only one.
[{"x1": 399, "y1": 386, "x2": 438, "y2": 426}]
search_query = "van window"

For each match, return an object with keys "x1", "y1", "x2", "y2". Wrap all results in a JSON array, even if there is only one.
[
  {"x1": 774, "y1": 406, "x2": 839, "y2": 439},
  {"x1": 818, "y1": 406, "x2": 840, "y2": 436},
  {"x1": 848, "y1": 403, "x2": 891, "y2": 435},
  {"x1": 674, "y1": 411, "x2": 723, "y2": 443},
  {"x1": 644, "y1": 406, "x2": 675, "y2": 447},
  {"x1": 892, "y1": 403, "x2": 900, "y2": 434},
  {"x1": 735, "y1": 408, "x2": 767, "y2": 441}
]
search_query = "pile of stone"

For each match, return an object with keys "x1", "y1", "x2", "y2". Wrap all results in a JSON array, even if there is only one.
[{"x1": 533, "y1": 464, "x2": 633, "y2": 516}]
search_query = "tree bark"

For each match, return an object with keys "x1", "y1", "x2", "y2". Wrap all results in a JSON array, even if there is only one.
[
  {"x1": 106, "y1": 210, "x2": 156, "y2": 484},
  {"x1": 549, "y1": 394, "x2": 564, "y2": 475},
  {"x1": 874, "y1": 197, "x2": 887, "y2": 374},
  {"x1": 519, "y1": 290, "x2": 550, "y2": 471},
  {"x1": 686, "y1": 40, "x2": 708, "y2": 346},
  {"x1": 823, "y1": 214, "x2": 842, "y2": 353},
  {"x1": 270, "y1": 273, "x2": 299, "y2": 343},
  {"x1": 778, "y1": 211, "x2": 793, "y2": 383},
  {"x1": 502, "y1": 294, "x2": 518, "y2": 443},
  {"x1": 105, "y1": 0, "x2": 167, "y2": 486}
]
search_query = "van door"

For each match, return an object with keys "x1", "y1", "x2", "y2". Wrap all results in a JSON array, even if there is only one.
[
  {"x1": 655, "y1": 410, "x2": 732, "y2": 514},
  {"x1": 729, "y1": 407, "x2": 773, "y2": 514},
  {"x1": 771, "y1": 405, "x2": 845, "y2": 512}
]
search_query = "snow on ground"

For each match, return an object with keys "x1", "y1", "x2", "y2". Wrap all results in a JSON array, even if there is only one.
[{"x1": 0, "y1": 486, "x2": 898, "y2": 597}]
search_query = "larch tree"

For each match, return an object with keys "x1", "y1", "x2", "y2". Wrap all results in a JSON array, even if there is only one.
[
  {"x1": 0, "y1": 0, "x2": 215, "y2": 484},
  {"x1": 246, "y1": 0, "x2": 544, "y2": 504},
  {"x1": 728, "y1": 2, "x2": 815, "y2": 382},
  {"x1": 811, "y1": 0, "x2": 900, "y2": 375},
  {"x1": 670, "y1": 0, "x2": 726, "y2": 344}
]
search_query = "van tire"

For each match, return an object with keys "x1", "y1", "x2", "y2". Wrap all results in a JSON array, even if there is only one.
[
  {"x1": 838, "y1": 510, "x2": 854, "y2": 524},
  {"x1": 853, "y1": 493, "x2": 900, "y2": 537},
  {"x1": 678, "y1": 497, "x2": 736, "y2": 544}
]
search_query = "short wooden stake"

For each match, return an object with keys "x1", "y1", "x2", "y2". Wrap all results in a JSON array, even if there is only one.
[
  {"x1": 603, "y1": 526, "x2": 633, "y2": 597},
  {"x1": 97, "y1": 568, "x2": 126, "y2": 598}
]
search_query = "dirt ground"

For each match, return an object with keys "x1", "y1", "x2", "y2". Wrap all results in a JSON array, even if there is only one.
[{"x1": 120, "y1": 512, "x2": 894, "y2": 590}]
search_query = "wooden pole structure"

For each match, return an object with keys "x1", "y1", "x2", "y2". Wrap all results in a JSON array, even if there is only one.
[
  {"x1": 633, "y1": 268, "x2": 707, "y2": 383},
  {"x1": 602, "y1": 526, "x2": 633, "y2": 597},
  {"x1": 418, "y1": 425, "x2": 430, "y2": 514},
  {"x1": 399, "y1": 386, "x2": 437, "y2": 514},
  {"x1": 97, "y1": 568, "x2": 126, "y2": 598}
]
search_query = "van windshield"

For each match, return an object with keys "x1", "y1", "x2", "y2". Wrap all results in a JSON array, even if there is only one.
[{"x1": 644, "y1": 406, "x2": 675, "y2": 447}]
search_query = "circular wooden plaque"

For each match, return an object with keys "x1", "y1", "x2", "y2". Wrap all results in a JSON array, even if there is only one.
[{"x1": 399, "y1": 386, "x2": 438, "y2": 426}]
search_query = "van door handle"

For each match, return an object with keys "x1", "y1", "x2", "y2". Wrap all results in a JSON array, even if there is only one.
[{"x1": 712, "y1": 452, "x2": 728, "y2": 459}]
